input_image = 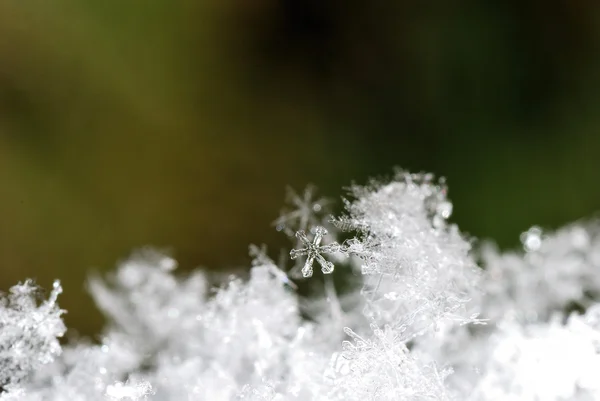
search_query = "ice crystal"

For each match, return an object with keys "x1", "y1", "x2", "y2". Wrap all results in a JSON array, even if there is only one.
[
  {"x1": 274, "y1": 186, "x2": 344, "y2": 279},
  {"x1": 480, "y1": 221, "x2": 600, "y2": 322},
  {"x1": 106, "y1": 379, "x2": 154, "y2": 400},
  {"x1": 289, "y1": 227, "x2": 340, "y2": 278},
  {"x1": 333, "y1": 172, "x2": 482, "y2": 341},
  {"x1": 4, "y1": 169, "x2": 600, "y2": 401},
  {"x1": 273, "y1": 185, "x2": 332, "y2": 238},
  {"x1": 88, "y1": 248, "x2": 208, "y2": 357},
  {"x1": 249, "y1": 244, "x2": 297, "y2": 290},
  {"x1": 236, "y1": 383, "x2": 276, "y2": 401},
  {"x1": 0, "y1": 280, "x2": 65, "y2": 390},
  {"x1": 326, "y1": 322, "x2": 455, "y2": 401}
]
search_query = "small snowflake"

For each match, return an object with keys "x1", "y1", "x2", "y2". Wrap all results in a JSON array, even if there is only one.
[
  {"x1": 273, "y1": 185, "x2": 332, "y2": 237},
  {"x1": 290, "y1": 227, "x2": 340, "y2": 278}
]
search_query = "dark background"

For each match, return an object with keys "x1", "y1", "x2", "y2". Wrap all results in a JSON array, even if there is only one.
[{"x1": 1, "y1": 1, "x2": 599, "y2": 336}]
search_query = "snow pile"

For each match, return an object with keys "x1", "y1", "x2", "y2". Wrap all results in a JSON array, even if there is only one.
[{"x1": 2, "y1": 170, "x2": 600, "y2": 400}]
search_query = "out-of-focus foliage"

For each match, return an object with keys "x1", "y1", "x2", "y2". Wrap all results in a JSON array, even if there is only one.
[{"x1": 1, "y1": 1, "x2": 600, "y2": 335}]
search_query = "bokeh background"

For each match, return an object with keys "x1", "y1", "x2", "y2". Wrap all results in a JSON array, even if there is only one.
[{"x1": 1, "y1": 1, "x2": 600, "y2": 336}]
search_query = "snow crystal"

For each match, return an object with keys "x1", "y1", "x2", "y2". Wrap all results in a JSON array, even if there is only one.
[{"x1": 3, "y1": 170, "x2": 600, "y2": 401}]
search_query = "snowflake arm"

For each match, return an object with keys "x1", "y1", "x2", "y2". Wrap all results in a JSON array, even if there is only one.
[
  {"x1": 249, "y1": 244, "x2": 298, "y2": 290},
  {"x1": 290, "y1": 227, "x2": 339, "y2": 278}
]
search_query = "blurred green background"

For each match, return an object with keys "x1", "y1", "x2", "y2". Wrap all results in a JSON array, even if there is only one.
[{"x1": 1, "y1": 1, "x2": 600, "y2": 336}]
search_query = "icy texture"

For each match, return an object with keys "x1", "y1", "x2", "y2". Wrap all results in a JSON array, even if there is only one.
[
  {"x1": 88, "y1": 248, "x2": 209, "y2": 358},
  {"x1": 290, "y1": 227, "x2": 340, "y2": 277},
  {"x1": 480, "y1": 222, "x2": 600, "y2": 322},
  {"x1": 273, "y1": 186, "x2": 344, "y2": 279},
  {"x1": 329, "y1": 324, "x2": 454, "y2": 401},
  {"x1": 333, "y1": 172, "x2": 483, "y2": 338},
  {"x1": 249, "y1": 244, "x2": 297, "y2": 290},
  {"x1": 4, "y1": 170, "x2": 600, "y2": 400},
  {"x1": 106, "y1": 379, "x2": 154, "y2": 400},
  {"x1": 472, "y1": 304, "x2": 600, "y2": 401},
  {"x1": 0, "y1": 280, "x2": 65, "y2": 390}
]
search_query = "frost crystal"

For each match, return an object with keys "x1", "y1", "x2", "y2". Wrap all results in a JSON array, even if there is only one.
[
  {"x1": 87, "y1": 248, "x2": 208, "y2": 355},
  {"x1": 237, "y1": 383, "x2": 276, "y2": 401},
  {"x1": 480, "y1": 221, "x2": 600, "y2": 322},
  {"x1": 333, "y1": 172, "x2": 482, "y2": 340},
  {"x1": 273, "y1": 185, "x2": 332, "y2": 237},
  {"x1": 0, "y1": 280, "x2": 65, "y2": 389},
  {"x1": 274, "y1": 186, "x2": 342, "y2": 279},
  {"x1": 249, "y1": 244, "x2": 297, "y2": 290},
  {"x1": 330, "y1": 324, "x2": 453, "y2": 401},
  {"x1": 5, "y1": 169, "x2": 600, "y2": 401},
  {"x1": 106, "y1": 379, "x2": 154, "y2": 400},
  {"x1": 290, "y1": 227, "x2": 340, "y2": 277}
]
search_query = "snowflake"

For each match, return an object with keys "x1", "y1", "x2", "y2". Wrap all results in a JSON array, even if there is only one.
[
  {"x1": 290, "y1": 227, "x2": 340, "y2": 278},
  {"x1": 273, "y1": 185, "x2": 332, "y2": 237}
]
